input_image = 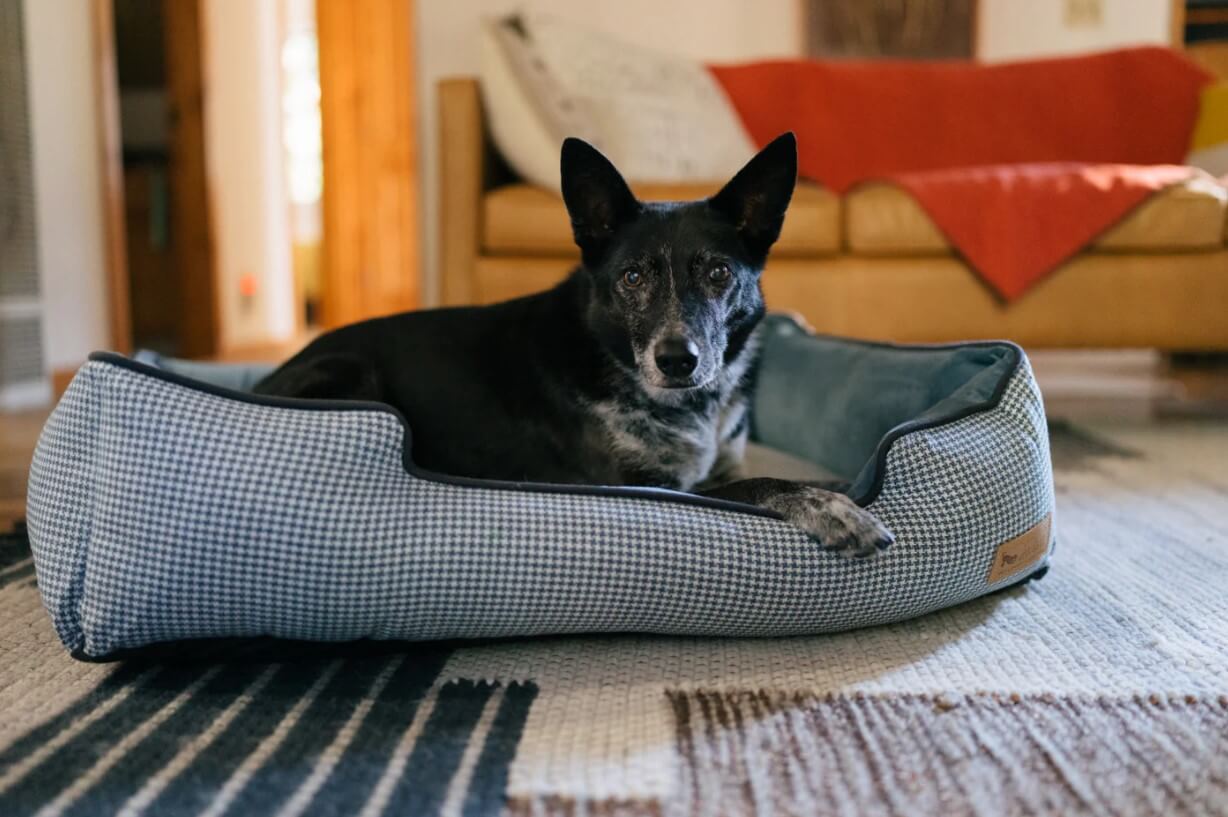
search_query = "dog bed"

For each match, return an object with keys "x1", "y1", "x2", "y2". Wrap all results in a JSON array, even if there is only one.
[{"x1": 26, "y1": 315, "x2": 1055, "y2": 659}]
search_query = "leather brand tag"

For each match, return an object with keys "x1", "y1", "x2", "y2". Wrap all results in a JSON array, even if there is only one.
[{"x1": 987, "y1": 514, "x2": 1052, "y2": 583}]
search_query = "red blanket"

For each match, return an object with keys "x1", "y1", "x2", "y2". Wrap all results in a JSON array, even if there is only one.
[{"x1": 710, "y1": 47, "x2": 1212, "y2": 300}]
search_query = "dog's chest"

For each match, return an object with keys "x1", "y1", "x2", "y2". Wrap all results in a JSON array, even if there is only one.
[{"x1": 591, "y1": 392, "x2": 747, "y2": 491}]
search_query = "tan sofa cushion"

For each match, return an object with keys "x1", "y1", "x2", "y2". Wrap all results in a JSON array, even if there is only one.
[
  {"x1": 483, "y1": 181, "x2": 840, "y2": 257},
  {"x1": 847, "y1": 174, "x2": 1228, "y2": 255}
]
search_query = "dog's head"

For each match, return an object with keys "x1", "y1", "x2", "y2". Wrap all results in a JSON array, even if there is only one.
[{"x1": 561, "y1": 133, "x2": 797, "y2": 395}]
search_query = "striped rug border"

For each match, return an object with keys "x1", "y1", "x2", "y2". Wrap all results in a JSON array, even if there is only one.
[{"x1": 0, "y1": 650, "x2": 540, "y2": 817}]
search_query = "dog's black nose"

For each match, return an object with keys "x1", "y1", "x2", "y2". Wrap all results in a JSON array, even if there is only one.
[{"x1": 654, "y1": 337, "x2": 700, "y2": 378}]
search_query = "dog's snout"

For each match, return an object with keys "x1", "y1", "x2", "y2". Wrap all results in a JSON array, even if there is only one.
[{"x1": 653, "y1": 336, "x2": 700, "y2": 378}]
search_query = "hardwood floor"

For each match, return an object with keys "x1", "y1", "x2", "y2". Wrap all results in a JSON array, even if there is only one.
[
  {"x1": 1031, "y1": 350, "x2": 1228, "y2": 420},
  {"x1": 1, "y1": 410, "x2": 48, "y2": 530},
  {"x1": 2, "y1": 351, "x2": 1226, "y2": 533}
]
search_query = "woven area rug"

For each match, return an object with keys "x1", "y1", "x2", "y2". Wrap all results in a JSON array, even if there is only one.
[{"x1": 1, "y1": 419, "x2": 1226, "y2": 816}]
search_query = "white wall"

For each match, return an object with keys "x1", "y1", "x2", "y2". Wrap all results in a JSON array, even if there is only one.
[
  {"x1": 979, "y1": 0, "x2": 1172, "y2": 62},
  {"x1": 202, "y1": 0, "x2": 296, "y2": 351},
  {"x1": 414, "y1": 0, "x2": 805, "y2": 306},
  {"x1": 23, "y1": 0, "x2": 111, "y2": 371}
]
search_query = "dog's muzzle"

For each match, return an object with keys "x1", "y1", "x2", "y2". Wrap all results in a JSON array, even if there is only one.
[{"x1": 652, "y1": 336, "x2": 701, "y2": 386}]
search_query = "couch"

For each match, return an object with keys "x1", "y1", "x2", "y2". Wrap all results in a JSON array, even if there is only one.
[{"x1": 438, "y1": 78, "x2": 1228, "y2": 349}]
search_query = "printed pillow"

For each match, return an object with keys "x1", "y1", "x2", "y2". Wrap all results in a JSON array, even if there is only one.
[{"x1": 479, "y1": 12, "x2": 755, "y2": 191}]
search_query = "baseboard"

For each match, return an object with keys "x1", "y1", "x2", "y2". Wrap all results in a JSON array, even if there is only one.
[{"x1": 0, "y1": 379, "x2": 52, "y2": 411}]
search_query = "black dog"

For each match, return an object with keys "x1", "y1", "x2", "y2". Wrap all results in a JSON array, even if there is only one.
[{"x1": 255, "y1": 134, "x2": 893, "y2": 557}]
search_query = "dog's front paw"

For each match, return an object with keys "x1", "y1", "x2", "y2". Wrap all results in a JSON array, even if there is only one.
[{"x1": 764, "y1": 487, "x2": 894, "y2": 558}]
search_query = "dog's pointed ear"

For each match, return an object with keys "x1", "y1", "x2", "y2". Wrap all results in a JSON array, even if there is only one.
[
  {"x1": 710, "y1": 132, "x2": 797, "y2": 262},
  {"x1": 560, "y1": 138, "x2": 639, "y2": 262}
]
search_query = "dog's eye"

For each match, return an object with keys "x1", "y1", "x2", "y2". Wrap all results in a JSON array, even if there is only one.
[
  {"x1": 707, "y1": 264, "x2": 731, "y2": 284},
  {"x1": 621, "y1": 269, "x2": 643, "y2": 288}
]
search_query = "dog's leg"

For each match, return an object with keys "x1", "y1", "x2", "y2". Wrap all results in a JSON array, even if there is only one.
[{"x1": 700, "y1": 478, "x2": 894, "y2": 558}]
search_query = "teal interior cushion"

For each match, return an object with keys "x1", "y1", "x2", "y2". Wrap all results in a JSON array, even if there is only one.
[
  {"x1": 135, "y1": 351, "x2": 275, "y2": 393},
  {"x1": 751, "y1": 316, "x2": 1018, "y2": 499}
]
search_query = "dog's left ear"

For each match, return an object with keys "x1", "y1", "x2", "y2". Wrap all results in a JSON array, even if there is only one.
[
  {"x1": 710, "y1": 132, "x2": 797, "y2": 262},
  {"x1": 560, "y1": 138, "x2": 640, "y2": 263}
]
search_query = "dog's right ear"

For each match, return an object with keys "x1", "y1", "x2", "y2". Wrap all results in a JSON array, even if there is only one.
[{"x1": 560, "y1": 138, "x2": 639, "y2": 262}]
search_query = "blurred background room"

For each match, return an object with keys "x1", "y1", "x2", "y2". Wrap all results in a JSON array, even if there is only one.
[
  {"x1": 2, "y1": 0, "x2": 1227, "y2": 523},
  {"x1": 3, "y1": 5, "x2": 1228, "y2": 816}
]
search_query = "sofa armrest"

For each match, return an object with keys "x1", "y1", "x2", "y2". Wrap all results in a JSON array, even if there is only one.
[{"x1": 437, "y1": 78, "x2": 488, "y2": 306}]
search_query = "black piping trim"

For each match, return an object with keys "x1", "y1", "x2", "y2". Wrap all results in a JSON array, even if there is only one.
[
  {"x1": 86, "y1": 352, "x2": 778, "y2": 519},
  {"x1": 87, "y1": 323, "x2": 1024, "y2": 515},
  {"x1": 849, "y1": 373, "x2": 1017, "y2": 506},
  {"x1": 69, "y1": 635, "x2": 462, "y2": 664},
  {"x1": 761, "y1": 315, "x2": 1025, "y2": 507},
  {"x1": 850, "y1": 344, "x2": 1021, "y2": 506},
  {"x1": 72, "y1": 565, "x2": 1053, "y2": 663}
]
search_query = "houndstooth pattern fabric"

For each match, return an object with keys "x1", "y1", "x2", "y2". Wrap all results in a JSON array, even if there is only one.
[{"x1": 25, "y1": 355, "x2": 1054, "y2": 658}]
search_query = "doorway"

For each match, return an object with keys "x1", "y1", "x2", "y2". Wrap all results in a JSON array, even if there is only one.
[
  {"x1": 112, "y1": 0, "x2": 218, "y2": 358},
  {"x1": 103, "y1": 0, "x2": 420, "y2": 361}
]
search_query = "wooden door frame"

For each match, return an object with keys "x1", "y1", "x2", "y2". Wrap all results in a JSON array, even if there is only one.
[
  {"x1": 91, "y1": 0, "x2": 221, "y2": 361},
  {"x1": 162, "y1": 0, "x2": 220, "y2": 358},
  {"x1": 90, "y1": 0, "x2": 131, "y2": 355}
]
